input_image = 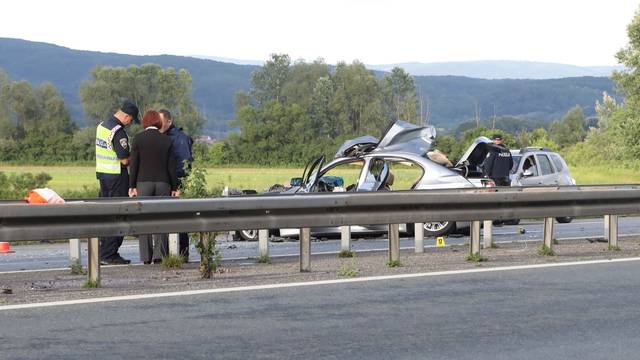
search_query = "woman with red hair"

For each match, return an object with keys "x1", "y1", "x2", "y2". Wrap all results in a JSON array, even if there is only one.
[{"x1": 129, "y1": 110, "x2": 179, "y2": 264}]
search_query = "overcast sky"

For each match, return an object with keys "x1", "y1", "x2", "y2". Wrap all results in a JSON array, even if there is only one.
[{"x1": 1, "y1": 0, "x2": 638, "y2": 66}]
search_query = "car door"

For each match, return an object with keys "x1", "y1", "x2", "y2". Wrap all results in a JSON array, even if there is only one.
[
  {"x1": 357, "y1": 158, "x2": 389, "y2": 192},
  {"x1": 535, "y1": 154, "x2": 558, "y2": 185},
  {"x1": 518, "y1": 154, "x2": 542, "y2": 186}
]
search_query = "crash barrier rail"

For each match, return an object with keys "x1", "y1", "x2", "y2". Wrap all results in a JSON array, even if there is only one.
[{"x1": 0, "y1": 184, "x2": 639, "y2": 285}]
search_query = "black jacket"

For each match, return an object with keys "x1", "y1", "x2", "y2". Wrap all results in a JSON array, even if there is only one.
[
  {"x1": 164, "y1": 124, "x2": 193, "y2": 178},
  {"x1": 129, "y1": 128, "x2": 178, "y2": 190},
  {"x1": 483, "y1": 143, "x2": 513, "y2": 179}
]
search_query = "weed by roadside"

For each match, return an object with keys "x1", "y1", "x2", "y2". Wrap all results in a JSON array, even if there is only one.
[
  {"x1": 386, "y1": 259, "x2": 403, "y2": 268},
  {"x1": 338, "y1": 250, "x2": 355, "y2": 258},
  {"x1": 83, "y1": 280, "x2": 99, "y2": 288},
  {"x1": 337, "y1": 254, "x2": 359, "y2": 277},
  {"x1": 70, "y1": 262, "x2": 86, "y2": 275},
  {"x1": 608, "y1": 244, "x2": 621, "y2": 251},
  {"x1": 467, "y1": 253, "x2": 488, "y2": 262},
  {"x1": 257, "y1": 255, "x2": 272, "y2": 264},
  {"x1": 161, "y1": 255, "x2": 184, "y2": 269},
  {"x1": 538, "y1": 245, "x2": 555, "y2": 256}
]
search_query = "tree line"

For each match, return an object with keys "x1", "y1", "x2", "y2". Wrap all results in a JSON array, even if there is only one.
[
  {"x1": 4, "y1": 6, "x2": 640, "y2": 170},
  {"x1": 0, "y1": 64, "x2": 205, "y2": 163}
]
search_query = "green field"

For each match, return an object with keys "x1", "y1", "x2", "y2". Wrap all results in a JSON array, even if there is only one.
[{"x1": 1, "y1": 164, "x2": 638, "y2": 197}]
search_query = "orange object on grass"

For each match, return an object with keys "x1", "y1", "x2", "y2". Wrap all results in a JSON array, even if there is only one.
[{"x1": 25, "y1": 188, "x2": 65, "y2": 204}]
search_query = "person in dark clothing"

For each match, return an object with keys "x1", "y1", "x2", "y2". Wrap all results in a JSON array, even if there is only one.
[
  {"x1": 159, "y1": 109, "x2": 193, "y2": 261},
  {"x1": 129, "y1": 110, "x2": 179, "y2": 264},
  {"x1": 483, "y1": 134, "x2": 513, "y2": 186},
  {"x1": 95, "y1": 101, "x2": 139, "y2": 265}
]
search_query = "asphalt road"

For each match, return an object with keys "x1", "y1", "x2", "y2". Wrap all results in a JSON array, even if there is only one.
[
  {"x1": 1, "y1": 217, "x2": 639, "y2": 272},
  {"x1": 2, "y1": 259, "x2": 640, "y2": 359}
]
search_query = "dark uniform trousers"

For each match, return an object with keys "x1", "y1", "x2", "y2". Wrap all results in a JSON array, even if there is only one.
[{"x1": 98, "y1": 172, "x2": 129, "y2": 261}]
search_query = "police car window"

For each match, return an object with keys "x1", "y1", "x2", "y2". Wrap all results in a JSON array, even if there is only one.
[
  {"x1": 538, "y1": 155, "x2": 554, "y2": 175},
  {"x1": 550, "y1": 154, "x2": 564, "y2": 171}
]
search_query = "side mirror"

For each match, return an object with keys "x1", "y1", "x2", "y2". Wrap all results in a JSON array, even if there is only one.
[
  {"x1": 522, "y1": 169, "x2": 534, "y2": 177},
  {"x1": 290, "y1": 177, "x2": 303, "y2": 187}
]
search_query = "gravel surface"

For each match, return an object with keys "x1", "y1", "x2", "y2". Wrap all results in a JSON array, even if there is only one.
[{"x1": 1, "y1": 237, "x2": 639, "y2": 306}]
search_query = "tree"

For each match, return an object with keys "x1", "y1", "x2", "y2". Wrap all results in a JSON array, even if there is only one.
[
  {"x1": 80, "y1": 64, "x2": 206, "y2": 135},
  {"x1": 250, "y1": 54, "x2": 291, "y2": 105},
  {"x1": 549, "y1": 106, "x2": 586, "y2": 148},
  {"x1": 382, "y1": 67, "x2": 418, "y2": 123}
]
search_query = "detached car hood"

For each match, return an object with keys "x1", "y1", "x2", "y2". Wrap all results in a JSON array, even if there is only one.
[
  {"x1": 455, "y1": 136, "x2": 497, "y2": 167},
  {"x1": 374, "y1": 120, "x2": 436, "y2": 156},
  {"x1": 334, "y1": 120, "x2": 437, "y2": 159}
]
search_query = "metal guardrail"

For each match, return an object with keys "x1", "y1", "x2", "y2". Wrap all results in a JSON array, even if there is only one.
[{"x1": 1, "y1": 185, "x2": 639, "y2": 284}]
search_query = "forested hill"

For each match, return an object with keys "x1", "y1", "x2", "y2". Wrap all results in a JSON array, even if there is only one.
[
  {"x1": 0, "y1": 37, "x2": 256, "y2": 133},
  {"x1": 0, "y1": 37, "x2": 617, "y2": 133}
]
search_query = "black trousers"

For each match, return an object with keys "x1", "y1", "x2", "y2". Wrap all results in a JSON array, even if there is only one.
[
  {"x1": 137, "y1": 182, "x2": 171, "y2": 263},
  {"x1": 98, "y1": 172, "x2": 129, "y2": 261}
]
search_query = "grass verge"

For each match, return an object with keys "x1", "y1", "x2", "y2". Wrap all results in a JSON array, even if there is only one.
[{"x1": 257, "y1": 255, "x2": 272, "y2": 264}]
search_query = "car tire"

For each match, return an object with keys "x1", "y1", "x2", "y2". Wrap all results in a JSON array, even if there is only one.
[
  {"x1": 556, "y1": 217, "x2": 573, "y2": 224},
  {"x1": 237, "y1": 229, "x2": 259, "y2": 241},
  {"x1": 423, "y1": 221, "x2": 456, "y2": 237}
]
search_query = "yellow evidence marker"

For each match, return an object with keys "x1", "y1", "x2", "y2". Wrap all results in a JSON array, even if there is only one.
[{"x1": 436, "y1": 237, "x2": 446, "y2": 247}]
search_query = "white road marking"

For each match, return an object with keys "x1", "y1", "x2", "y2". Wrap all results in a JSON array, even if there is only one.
[{"x1": 2, "y1": 257, "x2": 640, "y2": 311}]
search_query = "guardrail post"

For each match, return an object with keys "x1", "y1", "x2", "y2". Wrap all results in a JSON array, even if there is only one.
[
  {"x1": 482, "y1": 220, "x2": 493, "y2": 249},
  {"x1": 87, "y1": 237, "x2": 100, "y2": 286},
  {"x1": 340, "y1": 226, "x2": 351, "y2": 252},
  {"x1": 300, "y1": 227, "x2": 311, "y2": 272},
  {"x1": 414, "y1": 223, "x2": 424, "y2": 253},
  {"x1": 169, "y1": 233, "x2": 179, "y2": 256},
  {"x1": 388, "y1": 224, "x2": 400, "y2": 262},
  {"x1": 604, "y1": 215, "x2": 610, "y2": 241},
  {"x1": 258, "y1": 230, "x2": 269, "y2": 257},
  {"x1": 470, "y1": 221, "x2": 481, "y2": 255},
  {"x1": 69, "y1": 238, "x2": 81, "y2": 266},
  {"x1": 543, "y1": 217, "x2": 554, "y2": 249},
  {"x1": 607, "y1": 215, "x2": 619, "y2": 249}
]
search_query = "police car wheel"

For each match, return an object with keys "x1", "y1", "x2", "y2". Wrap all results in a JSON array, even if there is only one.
[
  {"x1": 423, "y1": 221, "x2": 456, "y2": 237},
  {"x1": 238, "y1": 230, "x2": 259, "y2": 241}
]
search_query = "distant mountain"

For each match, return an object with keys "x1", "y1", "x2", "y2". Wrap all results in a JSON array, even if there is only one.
[
  {"x1": 191, "y1": 55, "x2": 264, "y2": 66},
  {"x1": 368, "y1": 60, "x2": 623, "y2": 79},
  {"x1": 0, "y1": 38, "x2": 619, "y2": 134}
]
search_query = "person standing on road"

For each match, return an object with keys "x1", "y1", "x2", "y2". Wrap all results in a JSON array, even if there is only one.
[
  {"x1": 95, "y1": 101, "x2": 139, "y2": 265},
  {"x1": 483, "y1": 134, "x2": 514, "y2": 187},
  {"x1": 159, "y1": 109, "x2": 193, "y2": 261},
  {"x1": 129, "y1": 110, "x2": 179, "y2": 264}
]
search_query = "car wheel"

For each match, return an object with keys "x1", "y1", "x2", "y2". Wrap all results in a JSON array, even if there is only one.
[
  {"x1": 556, "y1": 217, "x2": 573, "y2": 224},
  {"x1": 423, "y1": 221, "x2": 456, "y2": 237},
  {"x1": 237, "y1": 229, "x2": 259, "y2": 241}
]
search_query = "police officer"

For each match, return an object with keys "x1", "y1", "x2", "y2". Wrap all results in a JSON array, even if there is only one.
[
  {"x1": 96, "y1": 101, "x2": 139, "y2": 265},
  {"x1": 483, "y1": 134, "x2": 513, "y2": 186},
  {"x1": 159, "y1": 109, "x2": 193, "y2": 261}
]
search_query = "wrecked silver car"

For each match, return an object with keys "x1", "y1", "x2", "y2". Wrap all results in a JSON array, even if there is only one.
[{"x1": 234, "y1": 121, "x2": 496, "y2": 240}]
